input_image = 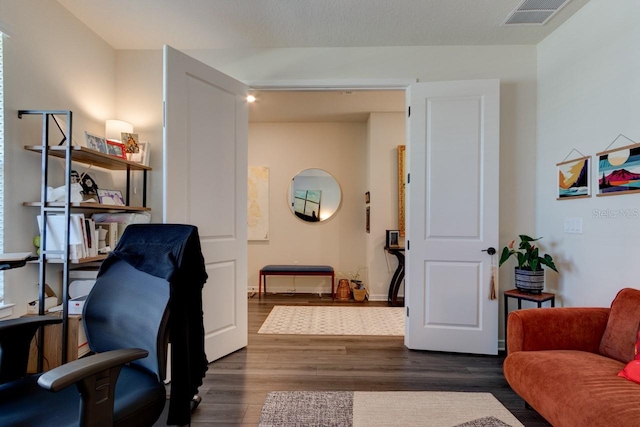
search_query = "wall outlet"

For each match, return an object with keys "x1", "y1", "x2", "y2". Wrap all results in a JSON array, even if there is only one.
[{"x1": 293, "y1": 260, "x2": 299, "y2": 265}]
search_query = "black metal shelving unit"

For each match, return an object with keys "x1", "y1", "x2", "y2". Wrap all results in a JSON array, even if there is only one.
[{"x1": 19, "y1": 110, "x2": 151, "y2": 368}]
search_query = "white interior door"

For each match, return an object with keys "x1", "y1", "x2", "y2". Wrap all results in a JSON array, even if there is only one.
[
  {"x1": 405, "y1": 79, "x2": 500, "y2": 355},
  {"x1": 163, "y1": 45, "x2": 248, "y2": 362}
]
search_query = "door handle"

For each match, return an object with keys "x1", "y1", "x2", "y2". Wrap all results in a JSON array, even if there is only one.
[{"x1": 481, "y1": 247, "x2": 496, "y2": 255}]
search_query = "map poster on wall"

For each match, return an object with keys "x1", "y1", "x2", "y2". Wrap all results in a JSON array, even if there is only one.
[{"x1": 248, "y1": 166, "x2": 269, "y2": 240}]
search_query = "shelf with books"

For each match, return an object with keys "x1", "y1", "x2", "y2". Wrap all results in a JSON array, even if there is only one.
[{"x1": 19, "y1": 109, "x2": 153, "y2": 367}]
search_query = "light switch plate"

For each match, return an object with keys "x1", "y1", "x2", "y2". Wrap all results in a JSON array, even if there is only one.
[{"x1": 564, "y1": 217, "x2": 583, "y2": 234}]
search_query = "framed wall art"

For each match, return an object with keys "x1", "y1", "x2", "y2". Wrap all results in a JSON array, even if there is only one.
[
  {"x1": 597, "y1": 141, "x2": 640, "y2": 196},
  {"x1": 557, "y1": 156, "x2": 590, "y2": 200}
]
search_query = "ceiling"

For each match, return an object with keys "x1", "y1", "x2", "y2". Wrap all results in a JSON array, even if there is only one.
[
  {"x1": 57, "y1": 0, "x2": 591, "y2": 50},
  {"x1": 248, "y1": 90, "x2": 405, "y2": 123},
  {"x1": 56, "y1": 0, "x2": 590, "y2": 122}
]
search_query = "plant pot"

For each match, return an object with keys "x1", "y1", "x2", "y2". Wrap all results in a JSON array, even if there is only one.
[
  {"x1": 514, "y1": 267, "x2": 544, "y2": 294},
  {"x1": 352, "y1": 288, "x2": 367, "y2": 302}
]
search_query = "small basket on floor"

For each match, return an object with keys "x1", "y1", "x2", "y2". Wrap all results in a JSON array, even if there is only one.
[
  {"x1": 353, "y1": 288, "x2": 368, "y2": 302},
  {"x1": 336, "y1": 279, "x2": 351, "y2": 300}
]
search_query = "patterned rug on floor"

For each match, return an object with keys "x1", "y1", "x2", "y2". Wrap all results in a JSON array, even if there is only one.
[
  {"x1": 257, "y1": 306, "x2": 405, "y2": 336},
  {"x1": 258, "y1": 391, "x2": 524, "y2": 427}
]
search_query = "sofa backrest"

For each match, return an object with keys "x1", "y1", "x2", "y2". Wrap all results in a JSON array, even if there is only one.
[{"x1": 599, "y1": 287, "x2": 640, "y2": 362}]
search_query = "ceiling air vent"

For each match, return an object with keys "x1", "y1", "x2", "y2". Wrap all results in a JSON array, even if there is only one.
[{"x1": 502, "y1": 0, "x2": 572, "y2": 26}]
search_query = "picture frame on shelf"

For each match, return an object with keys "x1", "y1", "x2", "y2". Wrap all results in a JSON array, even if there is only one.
[
  {"x1": 130, "y1": 141, "x2": 150, "y2": 165},
  {"x1": 84, "y1": 131, "x2": 107, "y2": 154},
  {"x1": 386, "y1": 229, "x2": 400, "y2": 248},
  {"x1": 121, "y1": 132, "x2": 140, "y2": 156},
  {"x1": 106, "y1": 140, "x2": 127, "y2": 159},
  {"x1": 97, "y1": 189, "x2": 125, "y2": 206}
]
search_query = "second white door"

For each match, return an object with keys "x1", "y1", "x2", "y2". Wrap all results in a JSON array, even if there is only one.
[{"x1": 405, "y1": 79, "x2": 500, "y2": 355}]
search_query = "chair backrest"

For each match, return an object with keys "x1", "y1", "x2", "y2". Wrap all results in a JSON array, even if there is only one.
[{"x1": 83, "y1": 258, "x2": 170, "y2": 379}]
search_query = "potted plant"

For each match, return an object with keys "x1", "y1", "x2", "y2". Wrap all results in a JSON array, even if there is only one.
[
  {"x1": 339, "y1": 267, "x2": 368, "y2": 301},
  {"x1": 499, "y1": 235, "x2": 558, "y2": 294}
]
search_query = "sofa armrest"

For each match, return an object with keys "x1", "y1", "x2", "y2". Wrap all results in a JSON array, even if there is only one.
[{"x1": 507, "y1": 307, "x2": 610, "y2": 353}]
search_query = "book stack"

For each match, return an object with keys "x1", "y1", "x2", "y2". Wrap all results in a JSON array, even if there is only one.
[{"x1": 37, "y1": 214, "x2": 115, "y2": 261}]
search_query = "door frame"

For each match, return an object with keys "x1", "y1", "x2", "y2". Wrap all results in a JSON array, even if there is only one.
[
  {"x1": 245, "y1": 79, "x2": 502, "y2": 353},
  {"x1": 247, "y1": 79, "x2": 416, "y2": 91}
]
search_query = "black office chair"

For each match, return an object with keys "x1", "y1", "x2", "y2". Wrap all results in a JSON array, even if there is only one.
[{"x1": 0, "y1": 224, "x2": 208, "y2": 426}]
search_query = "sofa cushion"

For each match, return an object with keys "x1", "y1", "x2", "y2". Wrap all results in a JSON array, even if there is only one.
[
  {"x1": 504, "y1": 350, "x2": 640, "y2": 427},
  {"x1": 599, "y1": 288, "x2": 640, "y2": 363},
  {"x1": 617, "y1": 323, "x2": 640, "y2": 383}
]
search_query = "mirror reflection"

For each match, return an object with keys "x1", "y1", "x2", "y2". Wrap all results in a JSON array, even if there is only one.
[{"x1": 289, "y1": 169, "x2": 341, "y2": 222}]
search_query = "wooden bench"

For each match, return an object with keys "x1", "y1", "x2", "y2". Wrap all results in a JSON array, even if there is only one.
[{"x1": 259, "y1": 265, "x2": 335, "y2": 299}]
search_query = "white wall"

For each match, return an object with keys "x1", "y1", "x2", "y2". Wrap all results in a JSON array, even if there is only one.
[
  {"x1": 114, "y1": 50, "x2": 164, "y2": 217},
  {"x1": 1, "y1": 0, "x2": 116, "y2": 315},
  {"x1": 536, "y1": 0, "x2": 640, "y2": 307},
  {"x1": 366, "y1": 113, "x2": 406, "y2": 299},
  {"x1": 248, "y1": 122, "x2": 367, "y2": 294}
]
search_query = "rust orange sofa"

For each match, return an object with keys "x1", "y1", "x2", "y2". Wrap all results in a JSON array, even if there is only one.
[{"x1": 503, "y1": 287, "x2": 640, "y2": 427}]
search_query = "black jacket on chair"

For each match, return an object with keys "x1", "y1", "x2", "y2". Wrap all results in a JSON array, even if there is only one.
[{"x1": 102, "y1": 224, "x2": 209, "y2": 425}]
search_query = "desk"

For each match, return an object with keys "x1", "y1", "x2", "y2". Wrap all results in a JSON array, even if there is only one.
[
  {"x1": 385, "y1": 247, "x2": 405, "y2": 307},
  {"x1": 504, "y1": 288, "x2": 555, "y2": 352}
]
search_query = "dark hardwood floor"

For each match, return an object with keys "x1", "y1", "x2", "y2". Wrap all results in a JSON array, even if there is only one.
[{"x1": 186, "y1": 293, "x2": 550, "y2": 426}]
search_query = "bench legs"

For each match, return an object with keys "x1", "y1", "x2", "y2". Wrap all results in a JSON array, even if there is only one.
[{"x1": 258, "y1": 270, "x2": 335, "y2": 299}]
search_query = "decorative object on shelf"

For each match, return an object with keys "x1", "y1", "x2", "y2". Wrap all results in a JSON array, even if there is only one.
[
  {"x1": 499, "y1": 235, "x2": 558, "y2": 294},
  {"x1": 84, "y1": 131, "x2": 107, "y2": 153},
  {"x1": 121, "y1": 132, "x2": 140, "y2": 160},
  {"x1": 596, "y1": 134, "x2": 640, "y2": 197},
  {"x1": 106, "y1": 139, "x2": 127, "y2": 159},
  {"x1": 74, "y1": 170, "x2": 99, "y2": 201},
  {"x1": 105, "y1": 119, "x2": 133, "y2": 140},
  {"x1": 386, "y1": 229, "x2": 400, "y2": 248},
  {"x1": 130, "y1": 141, "x2": 150, "y2": 165},
  {"x1": 97, "y1": 189, "x2": 125, "y2": 206},
  {"x1": 557, "y1": 148, "x2": 590, "y2": 200}
]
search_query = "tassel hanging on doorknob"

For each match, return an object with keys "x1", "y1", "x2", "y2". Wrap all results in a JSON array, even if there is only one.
[
  {"x1": 489, "y1": 254, "x2": 498, "y2": 300},
  {"x1": 490, "y1": 265, "x2": 499, "y2": 300}
]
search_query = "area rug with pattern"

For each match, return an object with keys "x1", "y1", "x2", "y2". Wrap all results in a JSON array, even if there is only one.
[
  {"x1": 257, "y1": 306, "x2": 405, "y2": 336},
  {"x1": 258, "y1": 391, "x2": 524, "y2": 427}
]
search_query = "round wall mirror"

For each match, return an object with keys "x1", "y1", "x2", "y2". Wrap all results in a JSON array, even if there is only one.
[{"x1": 288, "y1": 169, "x2": 341, "y2": 222}]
